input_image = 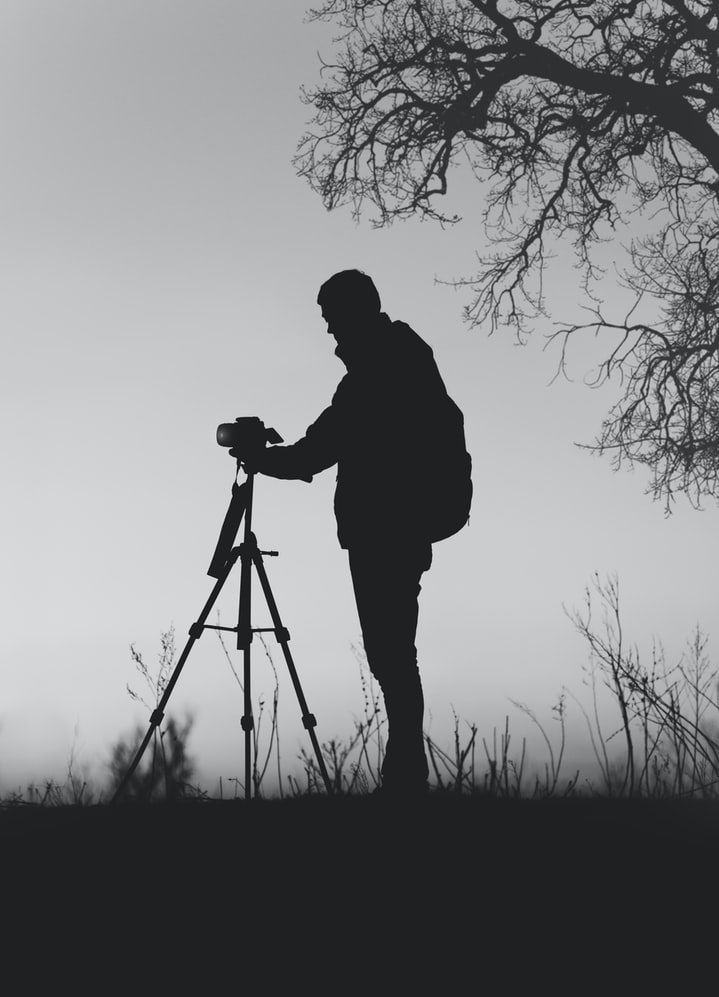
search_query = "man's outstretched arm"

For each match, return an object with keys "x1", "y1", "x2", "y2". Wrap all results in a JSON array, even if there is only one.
[{"x1": 250, "y1": 404, "x2": 340, "y2": 482}]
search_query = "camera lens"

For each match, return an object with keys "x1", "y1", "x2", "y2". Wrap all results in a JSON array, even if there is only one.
[{"x1": 216, "y1": 423, "x2": 236, "y2": 447}]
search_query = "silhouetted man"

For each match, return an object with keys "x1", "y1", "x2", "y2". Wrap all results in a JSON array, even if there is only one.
[{"x1": 250, "y1": 270, "x2": 470, "y2": 796}]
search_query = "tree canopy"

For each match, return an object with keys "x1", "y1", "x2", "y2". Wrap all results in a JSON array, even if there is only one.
[{"x1": 296, "y1": 1, "x2": 719, "y2": 510}]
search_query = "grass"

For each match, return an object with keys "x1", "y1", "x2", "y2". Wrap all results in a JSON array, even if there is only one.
[
  {"x1": 3, "y1": 572, "x2": 719, "y2": 808},
  {"x1": 231, "y1": 573, "x2": 719, "y2": 804}
]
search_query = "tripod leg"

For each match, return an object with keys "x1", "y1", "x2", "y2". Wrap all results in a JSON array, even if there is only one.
[
  {"x1": 250, "y1": 545, "x2": 334, "y2": 795},
  {"x1": 237, "y1": 541, "x2": 254, "y2": 799},
  {"x1": 110, "y1": 547, "x2": 241, "y2": 805}
]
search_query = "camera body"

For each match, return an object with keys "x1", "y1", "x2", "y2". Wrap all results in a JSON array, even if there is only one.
[{"x1": 216, "y1": 417, "x2": 283, "y2": 457}]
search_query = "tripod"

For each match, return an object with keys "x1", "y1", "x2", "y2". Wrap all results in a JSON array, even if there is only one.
[{"x1": 110, "y1": 468, "x2": 334, "y2": 803}]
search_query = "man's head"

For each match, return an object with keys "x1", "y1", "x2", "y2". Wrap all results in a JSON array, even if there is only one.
[{"x1": 317, "y1": 270, "x2": 382, "y2": 345}]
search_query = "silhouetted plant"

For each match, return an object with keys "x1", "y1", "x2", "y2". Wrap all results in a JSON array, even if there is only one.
[
  {"x1": 2, "y1": 775, "x2": 96, "y2": 808},
  {"x1": 566, "y1": 573, "x2": 719, "y2": 797},
  {"x1": 290, "y1": 645, "x2": 385, "y2": 795},
  {"x1": 0, "y1": 730, "x2": 98, "y2": 808},
  {"x1": 427, "y1": 712, "x2": 480, "y2": 794},
  {"x1": 106, "y1": 626, "x2": 200, "y2": 801},
  {"x1": 107, "y1": 715, "x2": 198, "y2": 802},
  {"x1": 215, "y1": 624, "x2": 282, "y2": 798},
  {"x1": 293, "y1": 649, "x2": 577, "y2": 799}
]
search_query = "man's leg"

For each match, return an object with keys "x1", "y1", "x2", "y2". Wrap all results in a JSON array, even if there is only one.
[{"x1": 348, "y1": 543, "x2": 432, "y2": 792}]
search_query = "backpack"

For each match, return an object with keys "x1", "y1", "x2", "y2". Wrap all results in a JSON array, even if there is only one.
[{"x1": 423, "y1": 395, "x2": 473, "y2": 543}]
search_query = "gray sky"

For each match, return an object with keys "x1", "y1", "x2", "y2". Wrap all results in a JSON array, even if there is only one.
[{"x1": 2, "y1": 0, "x2": 717, "y2": 795}]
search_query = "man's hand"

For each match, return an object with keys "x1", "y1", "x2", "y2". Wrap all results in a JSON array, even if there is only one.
[{"x1": 229, "y1": 446, "x2": 263, "y2": 474}]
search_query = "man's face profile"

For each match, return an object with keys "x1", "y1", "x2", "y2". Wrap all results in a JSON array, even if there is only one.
[
  {"x1": 321, "y1": 303, "x2": 352, "y2": 344},
  {"x1": 321, "y1": 302, "x2": 376, "y2": 347}
]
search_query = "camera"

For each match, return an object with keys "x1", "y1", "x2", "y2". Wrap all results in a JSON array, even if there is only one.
[{"x1": 216, "y1": 417, "x2": 283, "y2": 456}]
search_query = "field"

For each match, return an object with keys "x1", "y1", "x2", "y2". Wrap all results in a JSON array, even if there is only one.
[
  {"x1": 5, "y1": 587, "x2": 719, "y2": 991},
  {"x1": 3, "y1": 791, "x2": 716, "y2": 991}
]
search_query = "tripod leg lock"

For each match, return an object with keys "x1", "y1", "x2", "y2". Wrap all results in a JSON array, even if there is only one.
[
  {"x1": 275, "y1": 627, "x2": 290, "y2": 643},
  {"x1": 241, "y1": 715, "x2": 254, "y2": 732},
  {"x1": 189, "y1": 622, "x2": 204, "y2": 639},
  {"x1": 302, "y1": 713, "x2": 317, "y2": 730},
  {"x1": 150, "y1": 708, "x2": 165, "y2": 727}
]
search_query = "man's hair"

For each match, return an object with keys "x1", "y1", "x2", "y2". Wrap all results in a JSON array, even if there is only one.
[{"x1": 317, "y1": 270, "x2": 382, "y2": 314}]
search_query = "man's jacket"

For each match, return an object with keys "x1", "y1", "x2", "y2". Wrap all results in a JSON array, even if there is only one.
[{"x1": 258, "y1": 313, "x2": 471, "y2": 548}]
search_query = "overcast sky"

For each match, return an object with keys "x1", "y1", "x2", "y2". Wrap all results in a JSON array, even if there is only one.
[{"x1": 2, "y1": 0, "x2": 717, "y2": 797}]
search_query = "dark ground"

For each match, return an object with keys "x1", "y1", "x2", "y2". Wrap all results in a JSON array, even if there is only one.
[{"x1": 3, "y1": 792, "x2": 716, "y2": 990}]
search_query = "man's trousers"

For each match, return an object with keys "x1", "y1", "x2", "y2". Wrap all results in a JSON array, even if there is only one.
[{"x1": 348, "y1": 542, "x2": 432, "y2": 791}]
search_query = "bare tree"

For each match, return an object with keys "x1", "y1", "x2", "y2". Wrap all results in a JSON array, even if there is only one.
[{"x1": 296, "y1": 1, "x2": 719, "y2": 509}]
